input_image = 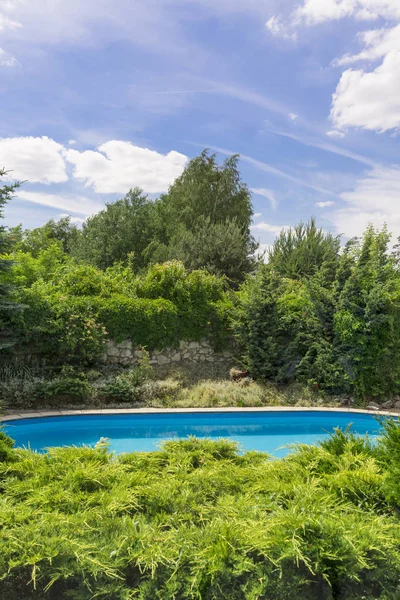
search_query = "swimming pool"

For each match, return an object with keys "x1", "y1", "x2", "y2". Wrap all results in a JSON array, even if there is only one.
[{"x1": 2, "y1": 410, "x2": 386, "y2": 457}]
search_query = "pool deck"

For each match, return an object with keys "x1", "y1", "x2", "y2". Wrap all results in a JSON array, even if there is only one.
[{"x1": 1, "y1": 406, "x2": 399, "y2": 422}]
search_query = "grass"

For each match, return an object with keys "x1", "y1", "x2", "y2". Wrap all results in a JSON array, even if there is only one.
[
  {"x1": 0, "y1": 361, "x2": 340, "y2": 413},
  {"x1": 1, "y1": 423, "x2": 400, "y2": 599}
]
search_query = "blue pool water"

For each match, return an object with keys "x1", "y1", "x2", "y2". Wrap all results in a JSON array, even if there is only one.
[{"x1": 2, "y1": 411, "x2": 386, "y2": 457}]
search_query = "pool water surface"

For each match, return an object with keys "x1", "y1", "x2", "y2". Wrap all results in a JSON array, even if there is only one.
[{"x1": 2, "y1": 410, "x2": 385, "y2": 457}]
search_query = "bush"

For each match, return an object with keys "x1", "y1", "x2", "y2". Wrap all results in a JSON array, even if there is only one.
[
  {"x1": 35, "y1": 377, "x2": 92, "y2": 403},
  {"x1": 96, "y1": 294, "x2": 180, "y2": 348},
  {"x1": 1, "y1": 428, "x2": 400, "y2": 599},
  {"x1": 0, "y1": 429, "x2": 15, "y2": 462}
]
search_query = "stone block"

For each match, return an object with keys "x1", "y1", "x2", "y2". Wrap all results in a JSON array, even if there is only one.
[
  {"x1": 157, "y1": 355, "x2": 170, "y2": 366},
  {"x1": 107, "y1": 345, "x2": 121, "y2": 358},
  {"x1": 119, "y1": 340, "x2": 132, "y2": 350},
  {"x1": 188, "y1": 341, "x2": 200, "y2": 349},
  {"x1": 171, "y1": 352, "x2": 181, "y2": 362}
]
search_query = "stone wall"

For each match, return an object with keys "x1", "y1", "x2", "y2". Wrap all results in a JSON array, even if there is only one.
[{"x1": 104, "y1": 339, "x2": 233, "y2": 367}]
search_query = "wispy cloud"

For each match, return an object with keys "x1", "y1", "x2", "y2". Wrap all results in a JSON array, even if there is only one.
[
  {"x1": 265, "y1": 128, "x2": 377, "y2": 167},
  {"x1": 252, "y1": 221, "x2": 290, "y2": 234},
  {"x1": 16, "y1": 191, "x2": 101, "y2": 216},
  {"x1": 315, "y1": 201, "x2": 335, "y2": 207},
  {"x1": 201, "y1": 145, "x2": 338, "y2": 198},
  {"x1": 251, "y1": 188, "x2": 278, "y2": 210},
  {"x1": 154, "y1": 89, "x2": 218, "y2": 95}
]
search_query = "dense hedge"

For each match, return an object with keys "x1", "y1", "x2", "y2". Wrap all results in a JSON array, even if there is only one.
[
  {"x1": 96, "y1": 294, "x2": 180, "y2": 345},
  {"x1": 7, "y1": 261, "x2": 234, "y2": 364},
  {"x1": 1, "y1": 423, "x2": 400, "y2": 599}
]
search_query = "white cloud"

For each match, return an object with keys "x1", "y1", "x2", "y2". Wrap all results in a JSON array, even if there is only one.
[
  {"x1": 16, "y1": 191, "x2": 101, "y2": 216},
  {"x1": 252, "y1": 221, "x2": 289, "y2": 235},
  {"x1": 0, "y1": 136, "x2": 67, "y2": 183},
  {"x1": 328, "y1": 165, "x2": 400, "y2": 239},
  {"x1": 315, "y1": 201, "x2": 335, "y2": 207},
  {"x1": 326, "y1": 130, "x2": 345, "y2": 138},
  {"x1": 330, "y1": 51, "x2": 400, "y2": 132},
  {"x1": 66, "y1": 141, "x2": 188, "y2": 193},
  {"x1": 68, "y1": 139, "x2": 77, "y2": 145},
  {"x1": 253, "y1": 212, "x2": 262, "y2": 218},
  {"x1": 0, "y1": 47, "x2": 18, "y2": 66},
  {"x1": 251, "y1": 188, "x2": 278, "y2": 210},
  {"x1": 0, "y1": 12, "x2": 22, "y2": 32},
  {"x1": 266, "y1": 16, "x2": 297, "y2": 40},
  {"x1": 288, "y1": 113, "x2": 298, "y2": 121},
  {"x1": 255, "y1": 243, "x2": 272, "y2": 262},
  {"x1": 266, "y1": 1, "x2": 400, "y2": 134},
  {"x1": 59, "y1": 213, "x2": 86, "y2": 224},
  {"x1": 335, "y1": 24, "x2": 400, "y2": 66},
  {"x1": 294, "y1": 0, "x2": 400, "y2": 25},
  {"x1": 0, "y1": 135, "x2": 188, "y2": 194}
]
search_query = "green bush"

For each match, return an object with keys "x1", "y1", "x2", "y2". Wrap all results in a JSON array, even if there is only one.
[
  {"x1": 10, "y1": 261, "x2": 234, "y2": 365},
  {"x1": 35, "y1": 377, "x2": 91, "y2": 402},
  {"x1": 96, "y1": 294, "x2": 180, "y2": 347},
  {"x1": 0, "y1": 429, "x2": 15, "y2": 462},
  {"x1": 1, "y1": 424, "x2": 400, "y2": 599}
]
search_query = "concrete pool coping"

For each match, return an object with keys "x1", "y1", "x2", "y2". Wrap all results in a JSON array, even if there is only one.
[{"x1": 1, "y1": 406, "x2": 399, "y2": 422}]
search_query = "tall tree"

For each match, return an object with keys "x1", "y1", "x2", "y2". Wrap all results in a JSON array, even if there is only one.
[
  {"x1": 0, "y1": 170, "x2": 23, "y2": 349},
  {"x1": 334, "y1": 225, "x2": 400, "y2": 399},
  {"x1": 268, "y1": 217, "x2": 341, "y2": 281},
  {"x1": 147, "y1": 150, "x2": 258, "y2": 284},
  {"x1": 74, "y1": 151, "x2": 259, "y2": 284}
]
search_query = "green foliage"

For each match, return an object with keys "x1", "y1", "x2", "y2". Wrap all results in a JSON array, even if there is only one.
[
  {"x1": 334, "y1": 225, "x2": 400, "y2": 399},
  {"x1": 75, "y1": 152, "x2": 258, "y2": 284},
  {"x1": 34, "y1": 376, "x2": 91, "y2": 403},
  {"x1": 1, "y1": 425, "x2": 400, "y2": 599},
  {"x1": 10, "y1": 261, "x2": 233, "y2": 364},
  {"x1": 2, "y1": 242, "x2": 67, "y2": 287},
  {"x1": 75, "y1": 188, "x2": 156, "y2": 270},
  {"x1": 268, "y1": 217, "x2": 341, "y2": 280},
  {"x1": 0, "y1": 428, "x2": 15, "y2": 462},
  {"x1": 0, "y1": 169, "x2": 24, "y2": 349},
  {"x1": 12, "y1": 216, "x2": 80, "y2": 256},
  {"x1": 236, "y1": 221, "x2": 400, "y2": 399},
  {"x1": 95, "y1": 350, "x2": 154, "y2": 403}
]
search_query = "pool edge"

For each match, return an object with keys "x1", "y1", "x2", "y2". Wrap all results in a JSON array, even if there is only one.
[{"x1": 1, "y1": 406, "x2": 399, "y2": 424}]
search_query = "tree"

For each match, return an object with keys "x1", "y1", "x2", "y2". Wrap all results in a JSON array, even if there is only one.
[
  {"x1": 14, "y1": 216, "x2": 81, "y2": 256},
  {"x1": 75, "y1": 188, "x2": 156, "y2": 270},
  {"x1": 74, "y1": 151, "x2": 259, "y2": 284},
  {"x1": 147, "y1": 151, "x2": 258, "y2": 284},
  {"x1": 268, "y1": 217, "x2": 341, "y2": 281},
  {"x1": 145, "y1": 217, "x2": 258, "y2": 285},
  {"x1": 334, "y1": 225, "x2": 400, "y2": 399},
  {"x1": 0, "y1": 170, "x2": 23, "y2": 349}
]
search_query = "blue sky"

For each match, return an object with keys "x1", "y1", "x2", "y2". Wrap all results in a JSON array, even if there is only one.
[{"x1": 1, "y1": 0, "x2": 400, "y2": 251}]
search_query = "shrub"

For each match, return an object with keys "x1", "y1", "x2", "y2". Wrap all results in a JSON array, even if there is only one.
[
  {"x1": 35, "y1": 377, "x2": 92, "y2": 403},
  {"x1": 96, "y1": 294, "x2": 180, "y2": 348},
  {"x1": 0, "y1": 429, "x2": 15, "y2": 462},
  {"x1": 1, "y1": 431, "x2": 400, "y2": 599}
]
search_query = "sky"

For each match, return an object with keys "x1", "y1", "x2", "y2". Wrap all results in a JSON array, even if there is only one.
[{"x1": 1, "y1": 0, "x2": 400, "y2": 251}]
